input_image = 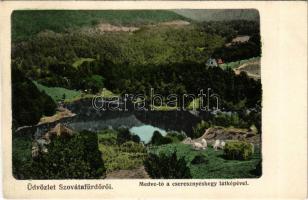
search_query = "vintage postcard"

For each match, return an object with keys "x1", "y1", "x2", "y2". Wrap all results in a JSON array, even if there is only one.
[{"x1": 0, "y1": 1, "x2": 307, "y2": 199}]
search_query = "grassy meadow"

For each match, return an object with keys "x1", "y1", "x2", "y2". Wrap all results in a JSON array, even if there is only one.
[{"x1": 148, "y1": 143, "x2": 260, "y2": 179}]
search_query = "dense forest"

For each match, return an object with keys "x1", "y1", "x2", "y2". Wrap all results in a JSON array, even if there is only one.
[
  {"x1": 12, "y1": 10, "x2": 189, "y2": 42},
  {"x1": 12, "y1": 67, "x2": 57, "y2": 127},
  {"x1": 12, "y1": 12, "x2": 261, "y2": 127}
]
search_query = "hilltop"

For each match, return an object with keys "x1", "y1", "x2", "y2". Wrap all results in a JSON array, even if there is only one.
[{"x1": 12, "y1": 10, "x2": 189, "y2": 42}]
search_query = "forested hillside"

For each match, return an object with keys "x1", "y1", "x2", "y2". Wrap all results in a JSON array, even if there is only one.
[
  {"x1": 12, "y1": 10, "x2": 261, "y2": 126},
  {"x1": 12, "y1": 10, "x2": 189, "y2": 42},
  {"x1": 12, "y1": 67, "x2": 56, "y2": 127}
]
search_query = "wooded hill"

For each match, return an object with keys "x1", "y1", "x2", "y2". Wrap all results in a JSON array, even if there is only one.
[
  {"x1": 12, "y1": 10, "x2": 189, "y2": 42},
  {"x1": 11, "y1": 10, "x2": 262, "y2": 126}
]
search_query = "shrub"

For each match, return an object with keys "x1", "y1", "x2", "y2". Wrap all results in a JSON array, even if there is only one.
[
  {"x1": 223, "y1": 140, "x2": 253, "y2": 160},
  {"x1": 192, "y1": 120, "x2": 211, "y2": 138},
  {"x1": 99, "y1": 142, "x2": 146, "y2": 172},
  {"x1": 213, "y1": 112, "x2": 247, "y2": 128},
  {"x1": 83, "y1": 75, "x2": 104, "y2": 94},
  {"x1": 116, "y1": 128, "x2": 132, "y2": 144},
  {"x1": 131, "y1": 134, "x2": 141, "y2": 143},
  {"x1": 30, "y1": 130, "x2": 106, "y2": 179},
  {"x1": 165, "y1": 131, "x2": 185, "y2": 143},
  {"x1": 250, "y1": 160, "x2": 262, "y2": 176},
  {"x1": 144, "y1": 150, "x2": 192, "y2": 178},
  {"x1": 150, "y1": 131, "x2": 172, "y2": 145},
  {"x1": 120, "y1": 141, "x2": 146, "y2": 153},
  {"x1": 12, "y1": 67, "x2": 57, "y2": 127},
  {"x1": 12, "y1": 134, "x2": 33, "y2": 179},
  {"x1": 191, "y1": 154, "x2": 208, "y2": 165},
  {"x1": 98, "y1": 129, "x2": 117, "y2": 145},
  {"x1": 116, "y1": 128, "x2": 141, "y2": 144},
  {"x1": 105, "y1": 152, "x2": 145, "y2": 171}
]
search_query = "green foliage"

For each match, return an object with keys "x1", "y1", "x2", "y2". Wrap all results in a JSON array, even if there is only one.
[
  {"x1": 213, "y1": 112, "x2": 248, "y2": 128},
  {"x1": 165, "y1": 132, "x2": 185, "y2": 143},
  {"x1": 224, "y1": 140, "x2": 253, "y2": 161},
  {"x1": 12, "y1": 131, "x2": 105, "y2": 179},
  {"x1": 191, "y1": 154, "x2": 208, "y2": 165},
  {"x1": 149, "y1": 143, "x2": 261, "y2": 178},
  {"x1": 214, "y1": 41, "x2": 261, "y2": 63},
  {"x1": 119, "y1": 141, "x2": 146, "y2": 153},
  {"x1": 144, "y1": 150, "x2": 192, "y2": 178},
  {"x1": 200, "y1": 20, "x2": 259, "y2": 38},
  {"x1": 99, "y1": 145, "x2": 146, "y2": 172},
  {"x1": 33, "y1": 81, "x2": 82, "y2": 102},
  {"x1": 12, "y1": 134, "x2": 33, "y2": 179},
  {"x1": 192, "y1": 120, "x2": 211, "y2": 139},
  {"x1": 196, "y1": 20, "x2": 261, "y2": 62},
  {"x1": 243, "y1": 107, "x2": 262, "y2": 134},
  {"x1": 187, "y1": 98, "x2": 200, "y2": 110},
  {"x1": 11, "y1": 11, "x2": 262, "y2": 179},
  {"x1": 72, "y1": 58, "x2": 95, "y2": 69},
  {"x1": 12, "y1": 24, "x2": 224, "y2": 87},
  {"x1": 131, "y1": 135, "x2": 141, "y2": 143},
  {"x1": 21, "y1": 131, "x2": 106, "y2": 179},
  {"x1": 116, "y1": 128, "x2": 141, "y2": 144},
  {"x1": 148, "y1": 143, "x2": 197, "y2": 162},
  {"x1": 97, "y1": 129, "x2": 118, "y2": 145},
  {"x1": 100, "y1": 88, "x2": 118, "y2": 98},
  {"x1": 12, "y1": 12, "x2": 261, "y2": 112},
  {"x1": 98, "y1": 130, "x2": 146, "y2": 172},
  {"x1": 150, "y1": 105, "x2": 179, "y2": 111},
  {"x1": 219, "y1": 57, "x2": 260, "y2": 70},
  {"x1": 12, "y1": 67, "x2": 57, "y2": 127},
  {"x1": 79, "y1": 130, "x2": 106, "y2": 176},
  {"x1": 250, "y1": 160, "x2": 262, "y2": 177},
  {"x1": 83, "y1": 75, "x2": 104, "y2": 93},
  {"x1": 150, "y1": 131, "x2": 173, "y2": 145},
  {"x1": 12, "y1": 10, "x2": 188, "y2": 42}
]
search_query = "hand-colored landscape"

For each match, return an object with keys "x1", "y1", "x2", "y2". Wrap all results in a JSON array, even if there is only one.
[{"x1": 12, "y1": 9, "x2": 262, "y2": 179}]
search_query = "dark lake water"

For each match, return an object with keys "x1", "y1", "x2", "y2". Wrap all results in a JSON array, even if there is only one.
[{"x1": 15, "y1": 99, "x2": 203, "y2": 140}]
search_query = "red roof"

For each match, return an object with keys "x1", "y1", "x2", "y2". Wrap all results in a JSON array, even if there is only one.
[{"x1": 217, "y1": 58, "x2": 224, "y2": 64}]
